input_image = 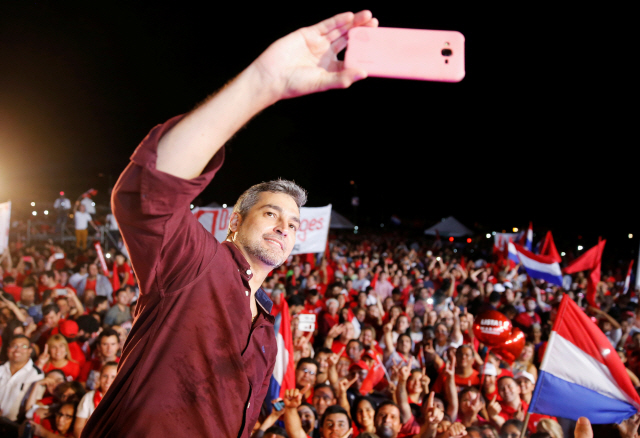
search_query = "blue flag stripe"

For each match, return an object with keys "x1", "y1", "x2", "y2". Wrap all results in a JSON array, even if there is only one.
[{"x1": 530, "y1": 371, "x2": 637, "y2": 424}]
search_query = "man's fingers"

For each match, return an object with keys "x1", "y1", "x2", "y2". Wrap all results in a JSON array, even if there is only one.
[
  {"x1": 338, "y1": 346, "x2": 346, "y2": 356},
  {"x1": 325, "y1": 10, "x2": 376, "y2": 42},
  {"x1": 491, "y1": 395, "x2": 497, "y2": 404},
  {"x1": 427, "y1": 391, "x2": 435, "y2": 408},
  {"x1": 314, "y1": 11, "x2": 356, "y2": 35},
  {"x1": 330, "y1": 36, "x2": 349, "y2": 56}
]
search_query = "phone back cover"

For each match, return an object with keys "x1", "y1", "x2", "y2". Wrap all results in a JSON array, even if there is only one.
[{"x1": 345, "y1": 27, "x2": 465, "y2": 82}]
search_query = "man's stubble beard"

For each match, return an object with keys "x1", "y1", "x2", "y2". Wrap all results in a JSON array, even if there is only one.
[{"x1": 236, "y1": 232, "x2": 286, "y2": 268}]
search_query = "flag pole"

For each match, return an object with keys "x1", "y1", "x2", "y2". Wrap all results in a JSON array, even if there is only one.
[{"x1": 519, "y1": 412, "x2": 531, "y2": 438}]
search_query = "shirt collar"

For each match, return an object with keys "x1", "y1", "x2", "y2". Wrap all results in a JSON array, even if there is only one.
[{"x1": 222, "y1": 241, "x2": 274, "y2": 315}]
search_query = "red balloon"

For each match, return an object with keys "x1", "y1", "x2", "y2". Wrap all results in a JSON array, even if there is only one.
[
  {"x1": 472, "y1": 310, "x2": 512, "y2": 346},
  {"x1": 491, "y1": 328, "x2": 526, "y2": 365}
]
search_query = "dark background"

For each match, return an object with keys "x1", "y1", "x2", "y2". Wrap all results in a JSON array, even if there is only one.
[{"x1": 0, "y1": 2, "x2": 636, "y2": 262}]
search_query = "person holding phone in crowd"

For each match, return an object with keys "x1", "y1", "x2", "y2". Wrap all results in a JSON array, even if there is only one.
[{"x1": 81, "y1": 10, "x2": 378, "y2": 437}]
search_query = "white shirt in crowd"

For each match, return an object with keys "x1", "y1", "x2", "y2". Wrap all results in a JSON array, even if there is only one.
[
  {"x1": 76, "y1": 390, "x2": 98, "y2": 419},
  {"x1": 0, "y1": 359, "x2": 43, "y2": 421},
  {"x1": 74, "y1": 211, "x2": 93, "y2": 230}
]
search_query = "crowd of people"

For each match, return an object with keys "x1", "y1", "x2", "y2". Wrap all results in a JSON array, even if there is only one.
[{"x1": 1, "y1": 229, "x2": 639, "y2": 438}]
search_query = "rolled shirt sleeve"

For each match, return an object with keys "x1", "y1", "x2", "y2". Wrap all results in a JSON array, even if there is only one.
[{"x1": 111, "y1": 115, "x2": 225, "y2": 298}]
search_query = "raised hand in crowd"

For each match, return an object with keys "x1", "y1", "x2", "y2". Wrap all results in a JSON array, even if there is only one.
[
  {"x1": 255, "y1": 398, "x2": 286, "y2": 435},
  {"x1": 283, "y1": 385, "x2": 311, "y2": 438},
  {"x1": 35, "y1": 344, "x2": 50, "y2": 369},
  {"x1": 419, "y1": 392, "x2": 444, "y2": 438},
  {"x1": 441, "y1": 422, "x2": 468, "y2": 438},
  {"x1": 617, "y1": 412, "x2": 640, "y2": 438},
  {"x1": 486, "y1": 395, "x2": 503, "y2": 426}
]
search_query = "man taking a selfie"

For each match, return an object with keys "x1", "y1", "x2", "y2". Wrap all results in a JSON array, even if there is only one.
[{"x1": 82, "y1": 10, "x2": 378, "y2": 438}]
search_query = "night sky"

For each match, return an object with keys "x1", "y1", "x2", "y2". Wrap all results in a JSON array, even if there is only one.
[{"x1": 0, "y1": 2, "x2": 636, "y2": 261}]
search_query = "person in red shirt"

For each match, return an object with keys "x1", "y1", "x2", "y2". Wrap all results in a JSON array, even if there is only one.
[
  {"x1": 514, "y1": 297, "x2": 541, "y2": 329},
  {"x1": 433, "y1": 345, "x2": 480, "y2": 393},
  {"x1": 487, "y1": 376, "x2": 527, "y2": 428},
  {"x1": 481, "y1": 362, "x2": 501, "y2": 403},
  {"x1": 78, "y1": 328, "x2": 120, "y2": 389},
  {"x1": 35, "y1": 334, "x2": 81, "y2": 381},
  {"x1": 53, "y1": 319, "x2": 86, "y2": 369}
]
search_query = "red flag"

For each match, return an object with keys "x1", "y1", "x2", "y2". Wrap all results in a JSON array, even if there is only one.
[
  {"x1": 540, "y1": 231, "x2": 562, "y2": 263},
  {"x1": 624, "y1": 260, "x2": 635, "y2": 295},
  {"x1": 278, "y1": 299, "x2": 296, "y2": 397},
  {"x1": 564, "y1": 238, "x2": 606, "y2": 306}
]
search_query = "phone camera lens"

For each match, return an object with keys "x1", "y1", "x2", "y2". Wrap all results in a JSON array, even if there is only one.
[{"x1": 441, "y1": 48, "x2": 453, "y2": 56}]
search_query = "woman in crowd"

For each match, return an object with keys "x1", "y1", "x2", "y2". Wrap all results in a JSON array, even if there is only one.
[
  {"x1": 36, "y1": 334, "x2": 81, "y2": 381},
  {"x1": 350, "y1": 396, "x2": 377, "y2": 435},
  {"x1": 512, "y1": 342, "x2": 538, "y2": 380},
  {"x1": 23, "y1": 369, "x2": 66, "y2": 418},
  {"x1": 406, "y1": 368, "x2": 430, "y2": 405},
  {"x1": 30, "y1": 401, "x2": 79, "y2": 438}
]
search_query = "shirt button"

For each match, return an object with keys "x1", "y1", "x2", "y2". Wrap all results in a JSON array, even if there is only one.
[
  {"x1": 246, "y1": 269, "x2": 252, "y2": 275},
  {"x1": 245, "y1": 291, "x2": 249, "y2": 296}
]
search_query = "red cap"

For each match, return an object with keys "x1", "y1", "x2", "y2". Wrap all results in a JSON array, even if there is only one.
[{"x1": 54, "y1": 320, "x2": 79, "y2": 338}]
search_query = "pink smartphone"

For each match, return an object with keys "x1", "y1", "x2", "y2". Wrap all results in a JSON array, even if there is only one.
[{"x1": 345, "y1": 27, "x2": 465, "y2": 82}]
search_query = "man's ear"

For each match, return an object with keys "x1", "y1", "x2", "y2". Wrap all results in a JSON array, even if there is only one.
[{"x1": 228, "y1": 212, "x2": 242, "y2": 234}]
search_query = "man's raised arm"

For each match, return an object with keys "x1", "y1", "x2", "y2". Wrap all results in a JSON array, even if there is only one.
[{"x1": 156, "y1": 10, "x2": 377, "y2": 180}]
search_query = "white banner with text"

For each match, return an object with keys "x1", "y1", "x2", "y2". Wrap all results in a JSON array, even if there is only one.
[
  {"x1": 0, "y1": 201, "x2": 11, "y2": 254},
  {"x1": 192, "y1": 204, "x2": 332, "y2": 255}
]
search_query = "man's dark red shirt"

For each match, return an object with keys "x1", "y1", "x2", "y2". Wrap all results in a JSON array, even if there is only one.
[{"x1": 82, "y1": 116, "x2": 277, "y2": 438}]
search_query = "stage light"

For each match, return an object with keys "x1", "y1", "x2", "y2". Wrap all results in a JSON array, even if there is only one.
[
  {"x1": 466, "y1": 238, "x2": 472, "y2": 243},
  {"x1": 448, "y1": 237, "x2": 454, "y2": 242},
  {"x1": 492, "y1": 231, "x2": 496, "y2": 236},
  {"x1": 190, "y1": 204, "x2": 194, "y2": 209},
  {"x1": 577, "y1": 245, "x2": 583, "y2": 251},
  {"x1": 513, "y1": 227, "x2": 518, "y2": 232},
  {"x1": 105, "y1": 253, "x2": 111, "y2": 258},
  {"x1": 561, "y1": 252, "x2": 566, "y2": 256},
  {"x1": 629, "y1": 234, "x2": 634, "y2": 239},
  {"x1": 92, "y1": 202, "x2": 95, "y2": 206},
  {"x1": 222, "y1": 204, "x2": 227, "y2": 208},
  {"x1": 486, "y1": 233, "x2": 491, "y2": 238},
  {"x1": 32, "y1": 211, "x2": 37, "y2": 216},
  {"x1": 44, "y1": 210, "x2": 49, "y2": 215},
  {"x1": 31, "y1": 202, "x2": 35, "y2": 206}
]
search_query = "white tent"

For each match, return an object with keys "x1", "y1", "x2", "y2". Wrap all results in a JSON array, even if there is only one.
[
  {"x1": 330, "y1": 210, "x2": 354, "y2": 229},
  {"x1": 424, "y1": 216, "x2": 473, "y2": 237}
]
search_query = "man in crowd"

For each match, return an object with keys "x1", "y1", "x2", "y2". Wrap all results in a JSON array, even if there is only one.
[
  {"x1": 79, "y1": 328, "x2": 120, "y2": 390},
  {"x1": 73, "y1": 201, "x2": 96, "y2": 250},
  {"x1": 0, "y1": 335, "x2": 44, "y2": 423},
  {"x1": 76, "y1": 264, "x2": 113, "y2": 302},
  {"x1": 103, "y1": 289, "x2": 132, "y2": 326}
]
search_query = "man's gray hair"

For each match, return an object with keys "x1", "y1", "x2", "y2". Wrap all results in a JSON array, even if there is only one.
[{"x1": 226, "y1": 179, "x2": 307, "y2": 239}]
